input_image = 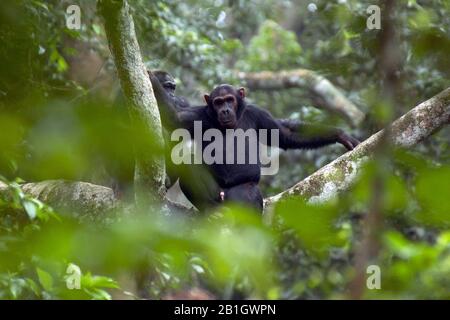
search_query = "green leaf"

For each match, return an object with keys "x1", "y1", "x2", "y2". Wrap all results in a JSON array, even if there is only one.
[
  {"x1": 275, "y1": 198, "x2": 341, "y2": 254},
  {"x1": 9, "y1": 278, "x2": 26, "y2": 299},
  {"x1": 22, "y1": 199, "x2": 37, "y2": 219},
  {"x1": 92, "y1": 24, "x2": 101, "y2": 35},
  {"x1": 31, "y1": 0, "x2": 49, "y2": 11},
  {"x1": 36, "y1": 268, "x2": 53, "y2": 291},
  {"x1": 50, "y1": 49, "x2": 68, "y2": 73},
  {"x1": 25, "y1": 278, "x2": 41, "y2": 297},
  {"x1": 82, "y1": 273, "x2": 119, "y2": 289},
  {"x1": 84, "y1": 288, "x2": 112, "y2": 300}
]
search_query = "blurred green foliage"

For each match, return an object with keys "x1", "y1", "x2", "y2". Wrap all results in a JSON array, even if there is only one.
[
  {"x1": 237, "y1": 20, "x2": 303, "y2": 71},
  {"x1": 0, "y1": 0, "x2": 449, "y2": 300}
]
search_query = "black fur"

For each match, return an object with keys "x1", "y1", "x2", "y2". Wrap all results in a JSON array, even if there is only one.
[{"x1": 149, "y1": 74, "x2": 359, "y2": 213}]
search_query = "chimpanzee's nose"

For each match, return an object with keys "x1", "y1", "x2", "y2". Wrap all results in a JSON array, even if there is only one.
[{"x1": 220, "y1": 109, "x2": 230, "y2": 116}]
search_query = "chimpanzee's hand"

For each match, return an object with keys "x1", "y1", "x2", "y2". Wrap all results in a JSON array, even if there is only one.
[{"x1": 337, "y1": 132, "x2": 360, "y2": 151}]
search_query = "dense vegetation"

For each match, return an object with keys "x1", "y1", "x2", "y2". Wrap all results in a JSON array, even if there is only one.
[{"x1": 0, "y1": 0, "x2": 449, "y2": 299}]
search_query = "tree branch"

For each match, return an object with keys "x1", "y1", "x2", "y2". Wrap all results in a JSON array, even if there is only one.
[
  {"x1": 264, "y1": 87, "x2": 450, "y2": 208},
  {"x1": 98, "y1": 0, "x2": 166, "y2": 204},
  {"x1": 0, "y1": 180, "x2": 119, "y2": 223},
  {"x1": 0, "y1": 180, "x2": 194, "y2": 220},
  {"x1": 236, "y1": 69, "x2": 365, "y2": 127}
]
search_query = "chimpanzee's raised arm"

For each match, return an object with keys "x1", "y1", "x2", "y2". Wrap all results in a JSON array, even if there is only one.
[
  {"x1": 255, "y1": 107, "x2": 360, "y2": 151},
  {"x1": 147, "y1": 70, "x2": 181, "y2": 128},
  {"x1": 148, "y1": 70, "x2": 202, "y2": 130},
  {"x1": 286, "y1": 121, "x2": 360, "y2": 150}
]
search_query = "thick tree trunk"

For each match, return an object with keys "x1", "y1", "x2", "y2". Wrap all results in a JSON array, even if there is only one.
[
  {"x1": 98, "y1": 0, "x2": 166, "y2": 204},
  {"x1": 2, "y1": 87, "x2": 448, "y2": 218},
  {"x1": 264, "y1": 86, "x2": 450, "y2": 208},
  {"x1": 236, "y1": 69, "x2": 365, "y2": 127}
]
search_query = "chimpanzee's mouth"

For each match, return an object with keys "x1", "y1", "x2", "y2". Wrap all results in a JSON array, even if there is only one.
[{"x1": 221, "y1": 119, "x2": 234, "y2": 127}]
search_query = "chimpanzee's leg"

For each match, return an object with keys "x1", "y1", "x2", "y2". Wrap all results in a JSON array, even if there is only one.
[
  {"x1": 177, "y1": 163, "x2": 222, "y2": 211},
  {"x1": 223, "y1": 182, "x2": 263, "y2": 213}
]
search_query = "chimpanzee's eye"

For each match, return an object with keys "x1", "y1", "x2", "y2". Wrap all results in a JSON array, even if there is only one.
[{"x1": 164, "y1": 82, "x2": 176, "y2": 90}]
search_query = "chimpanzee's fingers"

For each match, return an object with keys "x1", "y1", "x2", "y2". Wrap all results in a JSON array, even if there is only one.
[
  {"x1": 342, "y1": 139, "x2": 354, "y2": 151},
  {"x1": 351, "y1": 136, "x2": 361, "y2": 148}
]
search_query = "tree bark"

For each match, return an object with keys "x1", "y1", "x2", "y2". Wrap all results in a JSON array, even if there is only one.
[
  {"x1": 236, "y1": 69, "x2": 365, "y2": 127},
  {"x1": 264, "y1": 86, "x2": 450, "y2": 208},
  {"x1": 98, "y1": 0, "x2": 166, "y2": 204},
  {"x1": 0, "y1": 180, "x2": 119, "y2": 223}
]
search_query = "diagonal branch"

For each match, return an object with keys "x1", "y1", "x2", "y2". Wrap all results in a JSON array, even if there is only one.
[
  {"x1": 236, "y1": 69, "x2": 365, "y2": 127},
  {"x1": 264, "y1": 86, "x2": 450, "y2": 208}
]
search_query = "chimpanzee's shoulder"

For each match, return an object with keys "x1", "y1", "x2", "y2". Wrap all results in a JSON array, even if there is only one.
[{"x1": 243, "y1": 103, "x2": 266, "y2": 114}]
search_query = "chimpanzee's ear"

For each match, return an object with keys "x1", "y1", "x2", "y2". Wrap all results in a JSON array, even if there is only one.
[
  {"x1": 204, "y1": 94, "x2": 211, "y2": 105},
  {"x1": 238, "y1": 87, "x2": 246, "y2": 99}
]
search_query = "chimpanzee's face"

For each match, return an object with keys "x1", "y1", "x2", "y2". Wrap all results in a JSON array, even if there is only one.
[
  {"x1": 161, "y1": 76, "x2": 176, "y2": 97},
  {"x1": 154, "y1": 71, "x2": 177, "y2": 97},
  {"x1": 205, "y1": 85, "x2": 245, "y2": 129},
  {"x1": 212, "y1": 92, "x2": 238, "y2": 128}
]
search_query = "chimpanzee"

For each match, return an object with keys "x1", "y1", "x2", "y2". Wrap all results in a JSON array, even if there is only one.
[
  {"x1": 149, "y1": 72, "x2": 360, "y2": 213},
  {"x1": 152, "y1": 70, "x2": 190, "y2": 109},
  {"x1": 152, "y1": 70, "x2": 318, "y2": 210}
]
